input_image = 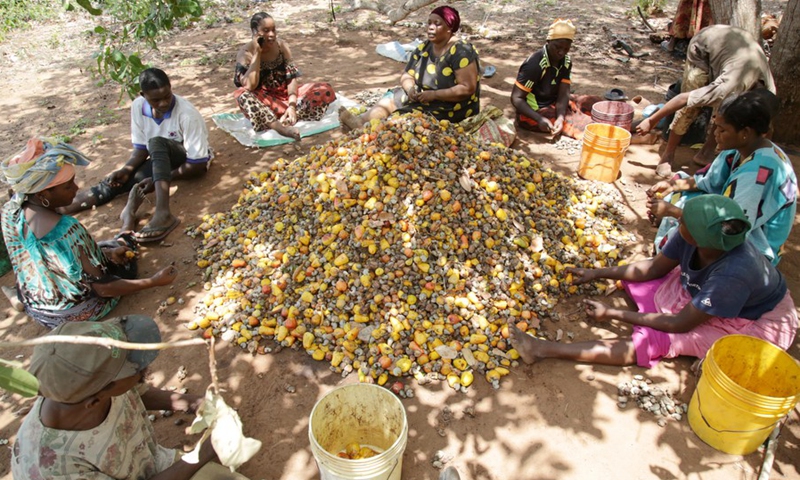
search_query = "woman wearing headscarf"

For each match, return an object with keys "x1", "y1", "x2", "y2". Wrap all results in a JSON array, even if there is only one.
[
  {"x1": 339, "y1": 6, "x2": 481, "y2": 130},
  {"x1": 509, "y1": 195, "x2": 797, "y2": 368},
  {"x1": 0, "y1": 138, "x2": 178, "y2": 328},
  {"x1": 511, "y1": 19, "x2": 601, "y2": 139}
]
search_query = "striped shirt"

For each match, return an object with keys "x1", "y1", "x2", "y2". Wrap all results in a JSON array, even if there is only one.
[{"x1": 514, "y1": 46, "x2": 571, "y2": 110}]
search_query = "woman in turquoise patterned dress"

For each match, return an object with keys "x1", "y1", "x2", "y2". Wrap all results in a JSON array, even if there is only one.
[
  {"x1": 339, "y1": 6, "x2": 481, "y2": 130},
  {"x1": 0, "y1": 138, "x2": 178, "y2": 328},
  {"x1": 646, "y1": 90, "x2": 797, "y2": 265}
]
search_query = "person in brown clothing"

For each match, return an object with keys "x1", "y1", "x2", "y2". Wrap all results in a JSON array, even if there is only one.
[{"x1": 637, "y1": 25, "x2": 774, "y2": 178}]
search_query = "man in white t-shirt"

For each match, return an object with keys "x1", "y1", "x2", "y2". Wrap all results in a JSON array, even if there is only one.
[{"x1": 65, "y1": 68, "x2": 211, "y2": 243}]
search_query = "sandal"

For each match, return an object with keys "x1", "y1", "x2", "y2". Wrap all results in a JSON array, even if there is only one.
[
  {"x1": 115, "y1": 231, "x2": 139, "y2": 251},
  {"x1": 135, "y1": 217, "x2": 181, "y2": 244}
]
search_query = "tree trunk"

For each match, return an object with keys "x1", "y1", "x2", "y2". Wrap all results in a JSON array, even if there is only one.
[
  {"x1": 770, "y1": 0, "x2": 800, "y2": 145},
  {"x1": 341, "y1": 0, "x2": 463, "y2": 24},
  {"x1": 708, "y1": 0, "x2": 762, "y2": 43}
]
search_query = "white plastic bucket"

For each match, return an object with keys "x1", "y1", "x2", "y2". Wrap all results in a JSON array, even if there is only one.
[{"x1": 309, "y1": 384, "x2": 408, "y2": 480}]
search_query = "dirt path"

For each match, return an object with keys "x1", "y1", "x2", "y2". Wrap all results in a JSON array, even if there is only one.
[{"x1": 1, "y1": 1, "x2": 798, "y2": 479}]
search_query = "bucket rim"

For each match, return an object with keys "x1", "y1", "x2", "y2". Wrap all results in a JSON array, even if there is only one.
[
  {"x1": 584, "y1": 123, "x2": 632, "y2": 140},
  {"x1": 705, "y1": 335, "x2": 800, "y2": 401},
  {"x1": 705, "y1": 354, "x2": 800, "y2": 405},
  {"x1": 592, "y1": 100, "x2": 635, "y2": 113}
]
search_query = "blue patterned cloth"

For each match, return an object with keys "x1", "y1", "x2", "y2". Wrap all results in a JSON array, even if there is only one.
[
  {"x1": 655, "y1": 144, "x2": 797, "y2": 264},
  {"x1": 1, "y1": 204, "x2": 118, "y2": 328}
]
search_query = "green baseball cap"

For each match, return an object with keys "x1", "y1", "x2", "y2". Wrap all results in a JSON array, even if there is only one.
[
  {"x1": 29, "y1": 315, "x2": 161, "y2": 404},
  {"x1": 682, "y1": 194, "x2": 751, "y2": 251}
]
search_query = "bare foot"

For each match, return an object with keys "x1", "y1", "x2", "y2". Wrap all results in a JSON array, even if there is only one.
[
  {"x1": 655, "y1": 162, "x2": 673, "y2": 179},
  {"x1": 692, "y1": 149, "x2": 715, "y2": 167},
  {"x1": 338, "y1": 106, "x2": 363, "y2": 132},
  {"x1": 120, "y1": 182, "x2": 146, "y2": 230},
  {"x1": 1, "y1": 286, "x2": 24, "y2": 312},
  {"x1": 646, "y1": 197, "x2": 682, "y2": 226},
  {"x1": 690, "y1": 358, "x2": 703, "y2": 377},
  {"x1": 508, "y1": 324, "x2": 543, "y2": 365},
  {"x1": 271, "y1": 121, "x2": 301, "y2": 142}
]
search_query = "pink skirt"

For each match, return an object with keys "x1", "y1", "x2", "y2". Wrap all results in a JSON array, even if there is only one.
[{"x1": 626, "y1": 268, "x2": 798, "y2": 368}]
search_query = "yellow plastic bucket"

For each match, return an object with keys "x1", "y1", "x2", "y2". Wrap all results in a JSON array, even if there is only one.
[
  {"x1": 309, "y1": 384, "x2": 408, "y2": 479},
  {"x1": 688, "y1": 335, "x2": 800, "y2": 455},
  {"x1": 578, "y1": 123, "x2": 631, "y2": 183}
]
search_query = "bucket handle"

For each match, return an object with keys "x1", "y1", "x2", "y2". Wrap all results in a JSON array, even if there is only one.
[
  {"x1": 312, "y1": 451, "x2": 400, "y2": 479},
  {"x1": 384, "y1": 457, "x2": 400, "y2": 480},
  {"x1": 695, "y1": 386, "x2": 784, "y2": 434}
]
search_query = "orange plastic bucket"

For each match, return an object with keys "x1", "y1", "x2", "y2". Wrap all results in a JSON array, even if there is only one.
[{"x1": 578, "y1": 123, "x2": 631, "y2": 183}]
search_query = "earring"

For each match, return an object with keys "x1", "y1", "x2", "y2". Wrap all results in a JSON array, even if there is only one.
[{"x1": 41, "y1": 197, "x2": 50, "y2": 208}]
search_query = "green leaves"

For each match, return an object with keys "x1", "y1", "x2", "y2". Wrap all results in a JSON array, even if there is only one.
[
  {"x1": 0, "y1": 358, "x2": 39, "y2": 398},
  {"x1": 1, "y1": 0, "x2": 58, "y2": 41},
  {"x1": 94, "y1": 47, "x2": 148, "y2": 100},
  {"x1": 74, "y1": 0, "x2": 205, "y2": 99}
]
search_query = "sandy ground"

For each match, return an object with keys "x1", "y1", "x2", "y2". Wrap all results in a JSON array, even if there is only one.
[{"x1": 0, "y1": 1, "x2": 798, "y2": 479}]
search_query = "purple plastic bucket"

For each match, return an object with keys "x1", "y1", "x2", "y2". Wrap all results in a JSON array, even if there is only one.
[{"x1": 592, "y1": 101, "x2": 634, "y2": 132}]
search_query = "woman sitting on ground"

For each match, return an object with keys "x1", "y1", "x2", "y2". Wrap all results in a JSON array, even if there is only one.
[
  {"x1": 509, "y1": 194, "x2": 797, "y2": 368},
  {"x1": 234, "y1": 12, "x2": 337, "y2": 140},
  {"x1": 339, "y1": 6, "x2": 481, "y2": 130},
  {"x1": 647, "y1": 90, "x2": 796, "y2": 265},
  {"x1": 0, "y1": 138, "x2": 178, "y2": 328}
]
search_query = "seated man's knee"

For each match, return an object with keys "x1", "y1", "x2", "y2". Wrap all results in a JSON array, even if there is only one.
[
  {"x1": 147, "y1": 136, "x2": 173, "y2": 152},
  {"x1": 185, "y1": 162, "x2": 209, "y2": 178}
]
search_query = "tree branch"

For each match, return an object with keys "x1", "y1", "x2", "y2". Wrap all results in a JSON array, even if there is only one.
[
  {"x1": 341, "y1": 0, "x2": 464, "y2": 24},
  {"x1": 341, "y1": 0, "x2": 391, "y2": 15},
  {"x1": 208, "y1": 335, "x2": 219, "y2": 393},
  {"x1": 0, "y1": 336, "x2": 207, "y2": 351}
]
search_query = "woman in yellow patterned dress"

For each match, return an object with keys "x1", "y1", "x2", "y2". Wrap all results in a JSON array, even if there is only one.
[{"x1": 339, "y1": 6, "x2": 481, "y2": 130}]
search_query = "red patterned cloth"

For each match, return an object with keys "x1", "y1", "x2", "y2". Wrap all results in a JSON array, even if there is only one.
[
  {"x1": 669, "y1": 0, "x2": 712, "y2": 40},
  {"x1": 517, "y1": 94, "x2": 602, "y2": 139}
]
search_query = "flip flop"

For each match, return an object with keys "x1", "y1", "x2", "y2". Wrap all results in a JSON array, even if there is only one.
[
  {"x1": 135, "y1": 217, "x2": 181, "y2": 244},
  {"x1": 114, "y1": 231, "x2": 139, "y2": 250}
]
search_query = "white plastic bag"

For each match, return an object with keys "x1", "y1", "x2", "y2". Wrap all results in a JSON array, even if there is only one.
[{"x1": 376, "y1": 39, "x2": 421, "y2": 63}]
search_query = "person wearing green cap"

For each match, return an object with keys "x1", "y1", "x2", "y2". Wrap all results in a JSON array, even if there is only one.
[
  {"x1": 508, "y1": 194, "x2": 797, "y2": 368},
  {"x1": 10, "y1": 316, "x2": 249, "y2": 479}
]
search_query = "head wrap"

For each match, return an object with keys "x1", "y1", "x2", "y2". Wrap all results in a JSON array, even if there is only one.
[
  {"x1": 431, "y1": 6, "x2": 461, "y2": 33},
  {"x1": 30, "y1": 316, "x2": 161, "y2": 404},
  {"x1": 547, "y1": 18, "x2": 576, "y2": 41},
  {"x1": 0, "y1": 137, "x2": 90, "y2": 207},
  {"x1": 45, "y1": 164, "x2": 76, "y2": 190},
  {"x1": 682, "y1": 195, "x2": 751, "y2": 252}
]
